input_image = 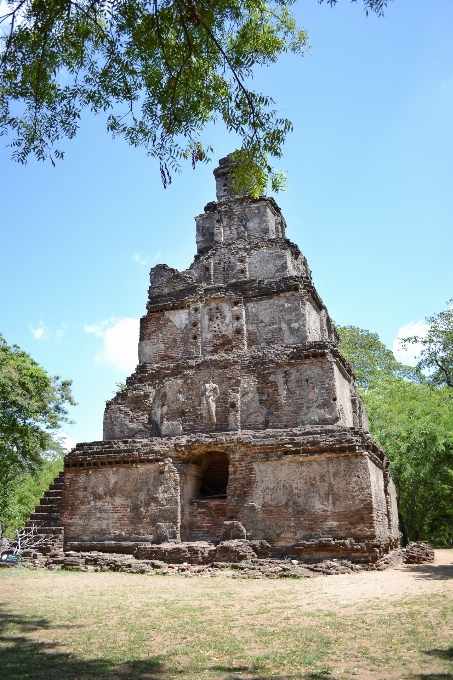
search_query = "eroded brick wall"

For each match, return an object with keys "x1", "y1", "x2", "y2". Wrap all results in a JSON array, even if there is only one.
[
  {"x1": 61, "y1": 429, "x2": 399, "y2": 557},
  {"x1": 61, "y1": 461, "x2": 180, "y2": 544}
]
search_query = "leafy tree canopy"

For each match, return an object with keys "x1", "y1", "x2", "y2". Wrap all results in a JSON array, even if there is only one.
[
  {"x1": 338, "y1": 323, "x2": 453, "y2": 546},
  {"x1": 365, "y1": 379, "x2": 453, "y2": 546},
  {"x1": 1, "y1": 444, "x2": 65, "y2": 537},
  {"x1": 336, "y1": 324, "x2": 417, "y2": 391},
  {"x1": 400, "y1": 301, "x2": 453, "y2": 389},
  {"x1": 0, "y1": 334, "x2": 75, "y2": 522},
  {"x1": 1, "y1": 0, "x2": 390, "y2": 195}
]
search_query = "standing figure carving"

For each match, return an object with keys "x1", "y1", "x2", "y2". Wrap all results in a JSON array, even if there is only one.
[{"x1": 201, "y1": 381, "x2": 220, "y2": 427}]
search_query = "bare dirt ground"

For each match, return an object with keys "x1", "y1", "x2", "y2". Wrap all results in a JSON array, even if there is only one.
[
  {"x1": 1, "y1": 550, "x2": 452, "y2": 680},
  {"x1": 288, "y1": 549, "x2": 453, "y2": 607}
]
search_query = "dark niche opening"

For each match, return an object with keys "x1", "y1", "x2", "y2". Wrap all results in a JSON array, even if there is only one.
[{"x1": 200, "y1": 451, "x2": 229, "y2": 498}]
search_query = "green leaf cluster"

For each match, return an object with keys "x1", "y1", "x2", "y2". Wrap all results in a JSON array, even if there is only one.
[
  {"x1": 365, "y1": 380, "x2": 453, "y2": 546},
  {"x1": 0, "y1": 0, "x2": 309, "y2": 194},
  {"x1": 0, "y1": 0, "x2": 389, "y2": 193},
  {"x1": 1, "y1": 443, "x2": 65, "y2": 537},
  {"x1": 318, "y1": 0, "x2": 392, "y2": 18},
  {"x1": 336, "y1": 324, "x2": 418, "y2": 391},
  {"x1": 0, "y1": 334, "x2": 75, "y2": 527},
  {"x1": 338, "y1": 323, "x2": 453, "y2": 547},
  {"x1": 400, "y1": 301, "x2": 453, "y2": 389}
]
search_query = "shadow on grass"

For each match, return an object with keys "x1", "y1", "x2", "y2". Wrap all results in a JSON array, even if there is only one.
[
  {"x1": 0, "y1": 607, "x2": 165, "y2": 680},
  {"x1": 0, "y1": 606, "x2": 339, "y2": 680},
  {"x1": 407, "y1": 647, "x2": 453, "y2": 680},
  {"x1": 402, "y1": 563, "x2": 453, "y2": 580},
  {"x1": 410, "y1": 676, "x2": 453, "y2": 680},
  {"x1": 13, "y1": 605, "x2": 451, "y2": 680},
  {"x1": 424, "y1": 648, "x2": 453, "y2": 660},
  {"x1": 211, "y1": 668, "x2": 336, "y2": 680}
]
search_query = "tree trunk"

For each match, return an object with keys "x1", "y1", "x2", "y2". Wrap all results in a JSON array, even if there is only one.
[{"x1": 398, "y1": 512, "x2": 408, "y2": 546}]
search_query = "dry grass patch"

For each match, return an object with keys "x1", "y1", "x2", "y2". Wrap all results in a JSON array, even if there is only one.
[{"x1": 1, "y1": 551, "x2": 453, "y2": 679}]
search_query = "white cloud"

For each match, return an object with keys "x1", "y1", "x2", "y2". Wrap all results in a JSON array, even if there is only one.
[
  {"x1": 57, "y1": 432, "x2": 77, "y2": 452},
  {"x1": 30, "y1": 321, "x2": 49, "y2": 340},
  {"x1": 393, "y1": 320, "x2": 429, "y2": 366},
  {"x1": 29, "y1": 320, "x2": 66, "y2": 340},
  {"x1": 84, "y1": 319, "x2": 111, "y2": 338},
  {"x1": 131, "y1": 251, "x2": 162, "y2": 266},
  {"x1": 84, "y1": 317, "x2": 139, "y2": 372},
  {"x1": 132, "y1": 252, "x2": 149, "y2": 265},
  {"x1": 55, "y1": 324, "x2": 67, "y2": 339}
]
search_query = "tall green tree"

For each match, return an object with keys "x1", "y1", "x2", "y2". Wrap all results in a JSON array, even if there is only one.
[
  {"x1": 336, "y1": 325, "x2": 417, "y2": 391},
  {"x1": 365, "y1": 379, "x2": 453, "y2": 546},
  {"x1": 0, "y1": 0, "x2": 390, "y2": 194},
  {"x1": 1, "y1": 443, "x2": 66, "y2": 537},
  {"x1": 338, "y1": 324, "x2": 453, "y2": 546},
  {"x1": 400, "y1": 301, "x2": 453, "y2": 389},
  {"x1": 0, "y1": 334, "x2": 75, "y2": 526}
]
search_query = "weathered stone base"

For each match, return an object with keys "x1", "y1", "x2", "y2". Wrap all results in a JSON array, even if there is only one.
[
  {"x1": 64, "y1": 536, "x2": 400, "y2": 566},
  {"x1": 20, "y1": 543, "x2": 438, "y2": 575},
  {"x1": 290, "y1": 536, "x2": 401, "y2": 564},
  {"x1": 16, "y1": 547, "x2": 406, "y2": 577},
  {"x1": 60, "y1": 428, "x2": 400, "y2": 561},
  {"x1": 65, "y1": 541, "x2": 144, "y2": 555},
  {"x1": 23, "y1": 427, "x2": 401, "y2": 567}
]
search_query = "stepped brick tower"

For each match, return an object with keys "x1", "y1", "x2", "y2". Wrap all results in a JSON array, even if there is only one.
[{"x1": 33, "y1": 156, "x2": 400, "y2": 565}]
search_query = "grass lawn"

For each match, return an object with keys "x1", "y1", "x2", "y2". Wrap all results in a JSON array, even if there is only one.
[{"x1": 1, "y1": 551, "x2": 453, "y2": 680}]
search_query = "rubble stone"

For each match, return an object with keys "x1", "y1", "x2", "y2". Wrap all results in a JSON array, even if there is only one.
[
  {"x1": 403, "y1": 541, "x2": 435, "y2": 564},
  {"x1": 222, "y1": 521, "x2": 247, "y2": 540}
]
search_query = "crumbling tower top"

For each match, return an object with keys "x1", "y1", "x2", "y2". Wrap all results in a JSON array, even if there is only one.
[
  {"x1": 195, "y1": 155, "x2": 286, "y2": 255},
  {"x1": 213, "y1": 154, "x2": 237, "y2": 202}
]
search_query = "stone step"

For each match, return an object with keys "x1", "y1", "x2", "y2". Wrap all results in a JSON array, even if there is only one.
[
  {"x1": 29, "y1": 512, "x2": 60, "y2": 522},
  {"x1": 34, "y1": 504, "x2": 59, "y2": 513},
  {"x1": 37, "y1": 498, "x2": 59, "y2": 506},
  {"x1": 41, "y1": 489, "x2": 61, "y2": 500},
  {"x1": 25, "y1": 520, "x2": 62, "y2": 529},
  {"x1": 48, "y1": 482, "x2": 63, "y2": 491},
  {"x1": 23, "y1": 524, "x2": 64, "y2": 535}
]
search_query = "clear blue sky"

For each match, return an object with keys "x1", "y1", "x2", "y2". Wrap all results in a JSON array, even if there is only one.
[{"x1": 1, "y1": 0, "x2": 452, "y2": 446}]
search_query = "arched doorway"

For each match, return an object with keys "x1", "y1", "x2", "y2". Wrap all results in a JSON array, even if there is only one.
[{"x1": 200, "y1": 451, "x2": 229, "y2": 498}]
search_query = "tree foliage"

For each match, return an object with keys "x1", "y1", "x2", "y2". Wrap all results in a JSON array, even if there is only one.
[
  {"x1": 400, "y1": 301, "x2": 453, "y2": 389},
  {"x1": 1, "y1": 0, "x2": 389, "y2": 194},
  {"x1": 1, "y1": 444, "x2": 65, "y2": 537},
  {"x1": 0, "y1": 334, "x2": 75, "y2": 523},
  {"x1": 336, "y1": 324, "x2": 417, "y2": 391},
  {"x1": 338, "y1": 323, "x2": 453, "y2": 546},
  {"x1": 365, "y1": 379, "x2": 453, "y2": 546}
]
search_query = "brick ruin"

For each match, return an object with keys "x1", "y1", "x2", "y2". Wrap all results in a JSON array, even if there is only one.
[{"x1": 29, "y1": 155, "x2": 400, "y2": 567}]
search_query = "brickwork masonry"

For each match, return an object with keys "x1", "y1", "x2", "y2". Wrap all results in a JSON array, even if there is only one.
[{"x1": 24, "y1": 154, "x2": 401, "y2": 569}]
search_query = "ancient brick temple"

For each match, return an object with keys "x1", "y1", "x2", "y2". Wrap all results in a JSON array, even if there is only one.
[{"x1": 31, "y1": 156, "x2": 400, "y2": 565}]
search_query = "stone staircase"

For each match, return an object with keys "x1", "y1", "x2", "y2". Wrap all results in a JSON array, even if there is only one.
[{"x1": 23, "y1": 471, "x2": 65, "y2": 554}]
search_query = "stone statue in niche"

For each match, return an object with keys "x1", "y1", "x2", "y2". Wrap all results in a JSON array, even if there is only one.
[
  {"x1": 150, "y1": 383, "x2": 183, "y2": 437},
  {"x1": 337, "y1": 404, "x2": 346, "y2": 425},
  {"x1": 201, "y1": 381, "x2": 220, "y2": 427}
]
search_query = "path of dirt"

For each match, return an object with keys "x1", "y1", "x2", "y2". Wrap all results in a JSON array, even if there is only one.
[
  {"x1": 3, "y1": 550, "x2": 453, "y2": 604},
  {"x1": 290, "y1": 549, "x2": 453, "y2": 609}
]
